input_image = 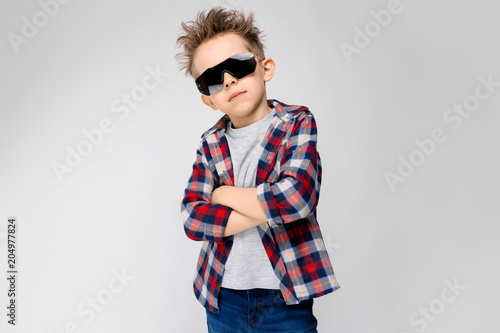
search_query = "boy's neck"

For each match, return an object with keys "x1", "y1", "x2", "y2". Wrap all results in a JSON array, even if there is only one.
[{"x1": 229, "y1": 98, "x2": 274, "y2": 129}]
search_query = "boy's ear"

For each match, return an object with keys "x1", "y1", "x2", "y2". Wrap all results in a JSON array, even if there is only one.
[
  {"x1": 262, "y1": 57, "x2": 276, "y2": 83},
  {"x1": 201, "y1": 94, "x2": 218, "y2": 110}
]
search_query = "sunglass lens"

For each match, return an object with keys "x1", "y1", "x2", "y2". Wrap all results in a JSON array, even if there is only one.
[
  {"x1": 196, "y1": 53, "x2": 256, "y2": 95},
  {"x1": 208, "y1": 83, "x2": 223, "y2": 95}
]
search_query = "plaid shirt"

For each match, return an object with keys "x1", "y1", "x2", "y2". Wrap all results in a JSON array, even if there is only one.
[{"x1": 181, "y1": 99, "x2": 340, "y2": 314}]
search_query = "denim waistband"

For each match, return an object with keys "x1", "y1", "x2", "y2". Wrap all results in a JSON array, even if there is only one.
[{"x1": 221, "y1": 287, "x2": 282, "y2": 296}]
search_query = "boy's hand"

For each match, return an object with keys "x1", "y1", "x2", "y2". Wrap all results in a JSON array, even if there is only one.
[
  {"x1": 211, "y1": 185, "x2": 227, "y2": 205},
  {"x1": 211, "y1": 185, "x2": 267, "y2": 223}
]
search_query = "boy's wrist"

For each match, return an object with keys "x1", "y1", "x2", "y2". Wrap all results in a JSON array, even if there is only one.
[{"x1": 212, "y1": 185, "x2": 230, "y2": 206}]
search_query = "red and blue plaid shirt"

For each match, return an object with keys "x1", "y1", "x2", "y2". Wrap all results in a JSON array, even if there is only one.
[{"x1": 181, "y1": 99, "x2": 340, "y2": 314}]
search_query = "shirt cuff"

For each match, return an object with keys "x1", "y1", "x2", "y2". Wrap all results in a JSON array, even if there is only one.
[
  {"x1": 210, "y1": 204, "x2": 233, "y2": 244},
  {"x1": 256, "y1": 182, "x2": 284, "y2": 227}
]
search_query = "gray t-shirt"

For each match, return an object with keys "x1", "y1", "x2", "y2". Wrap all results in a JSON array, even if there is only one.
[{"x1": 221, "y1": 108, "x2": 281, "y2": 290}]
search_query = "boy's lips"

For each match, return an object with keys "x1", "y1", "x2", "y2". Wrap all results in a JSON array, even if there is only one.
[{"x1": 229, "y1": 91, "x2": 246, "y2": 101}]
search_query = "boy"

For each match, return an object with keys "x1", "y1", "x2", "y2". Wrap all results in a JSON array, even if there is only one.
[{"x1": 176, "y1": 7, "x2": 340, "y2": 332}]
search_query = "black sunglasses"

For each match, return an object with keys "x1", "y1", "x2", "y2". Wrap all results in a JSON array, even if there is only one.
[{"x1": 195, "y1": 52, "x2": 260, "y2": 96}]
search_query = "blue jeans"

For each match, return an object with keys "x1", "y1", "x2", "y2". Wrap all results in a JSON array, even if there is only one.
[{"x1": 206, "y1": 287, "x2": 318, "y2": 333}]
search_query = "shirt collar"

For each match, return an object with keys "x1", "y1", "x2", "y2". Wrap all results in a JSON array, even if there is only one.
[{"x1": 200, "y1": 99, "x2": 303, "y2": 138}]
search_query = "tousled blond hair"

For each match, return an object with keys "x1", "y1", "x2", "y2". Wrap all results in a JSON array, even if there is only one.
[{"x1": 175, "y1": 6, "x2": 267, "y2": 78}]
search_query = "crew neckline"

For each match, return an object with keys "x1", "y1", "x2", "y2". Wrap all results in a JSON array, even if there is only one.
[{"x1": 226, "y1": 108, "x2": 275, "y2": 138}]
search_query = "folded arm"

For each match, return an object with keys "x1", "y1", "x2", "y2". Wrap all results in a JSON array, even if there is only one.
[
  {"x1": 211, "y1": 186, "x2": 267, "y2": 222},
  {"x1": 181, "y1": 142, "x2": 233, "y2": 244},
  {"x1": 255, "y1": 111, "x2": 322, "y2": 227},
  {"x1": 181, "y1": 141, "x2": 268, "y2": 242}
]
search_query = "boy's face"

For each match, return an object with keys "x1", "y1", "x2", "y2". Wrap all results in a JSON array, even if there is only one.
[{"x1": 192, "y1": 33, "x2": 275, "y2": 128}]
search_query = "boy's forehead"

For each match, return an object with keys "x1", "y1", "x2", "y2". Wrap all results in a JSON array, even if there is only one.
[{"x1": 193, "y1": 33, "x2": 250, "y2": 76}]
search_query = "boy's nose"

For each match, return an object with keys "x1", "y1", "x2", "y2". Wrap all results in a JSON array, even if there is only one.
[{"x1": 223, "y1": 71, "x2": 237, "y2": 88}]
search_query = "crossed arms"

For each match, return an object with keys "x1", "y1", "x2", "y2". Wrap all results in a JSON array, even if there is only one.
[
  {"x1": 181, "y1": 111, "x2": 321, "y2": 244},
  {"x1": 211, "y1": 186, "x2": 267, "y2": 237}
]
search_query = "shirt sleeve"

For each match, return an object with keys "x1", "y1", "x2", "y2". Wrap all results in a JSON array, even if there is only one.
[
  {"x1": 180, "y1": 139, "x2": 233, "y2": 244},
  {"x1": 256, "y1": 111, "x2": 322, "y2": 227}
]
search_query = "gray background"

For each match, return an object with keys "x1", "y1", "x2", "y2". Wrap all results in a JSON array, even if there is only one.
[{"x1": 1, "y1": 0, "x2": 499, "y2": 332}]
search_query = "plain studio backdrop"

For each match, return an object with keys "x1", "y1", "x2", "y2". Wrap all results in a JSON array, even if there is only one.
[{"x1": 1, "y1": 0, "x2": 499, "y2": 332}]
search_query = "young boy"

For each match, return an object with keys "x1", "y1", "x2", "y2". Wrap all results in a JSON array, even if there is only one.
[{"x1": 176, "y1": 7, "x2": 340, "y2": 332}]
